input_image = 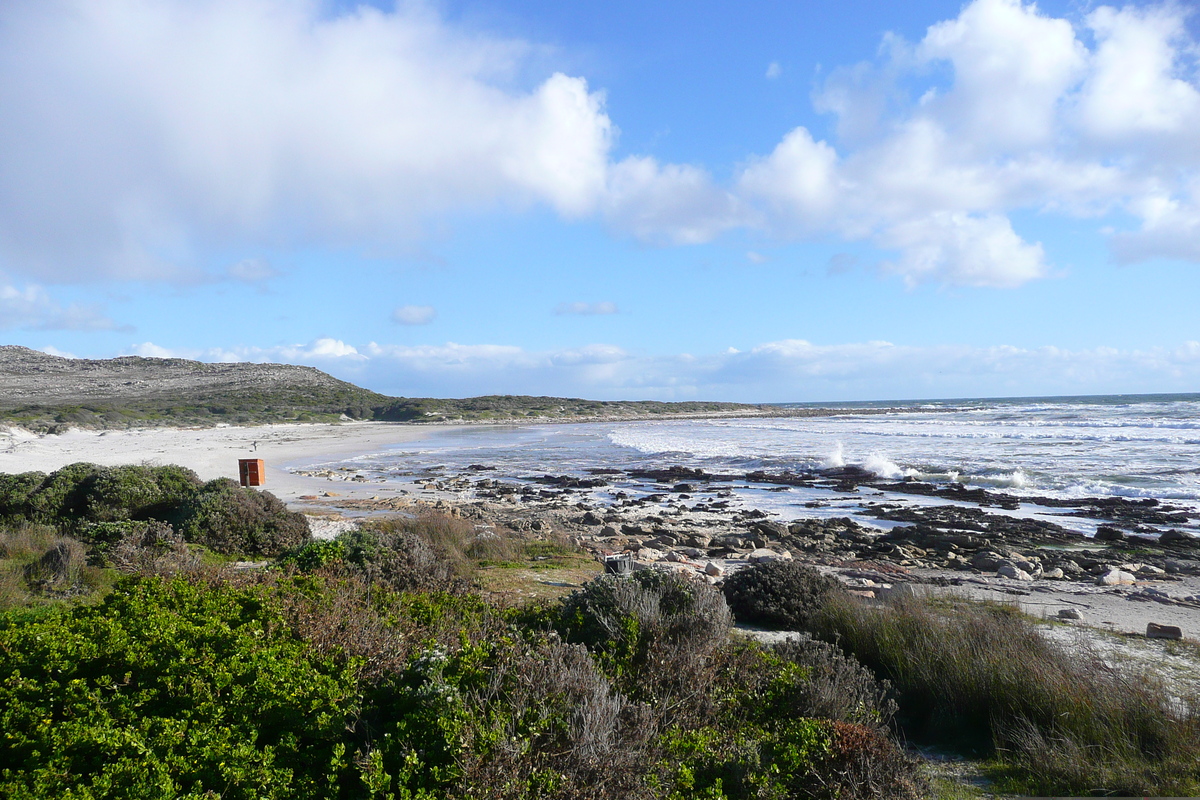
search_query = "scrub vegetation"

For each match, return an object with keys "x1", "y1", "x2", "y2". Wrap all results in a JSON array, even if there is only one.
[
  {"x1": 2, "y1": 469, "x2": 1196, "y2": 798},
  {"x1": 725, "y1": 561, "x2": 1200, "y2": 798}
]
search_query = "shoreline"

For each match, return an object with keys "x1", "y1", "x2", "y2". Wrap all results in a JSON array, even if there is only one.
[{"x1": 4, "y1": 418, "x2": 1200, "y2": 643}]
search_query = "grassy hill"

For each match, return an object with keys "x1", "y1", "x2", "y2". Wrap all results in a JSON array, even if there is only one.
[{"x1": 0, "y1": 346, "x2": 758, "y2": 430}]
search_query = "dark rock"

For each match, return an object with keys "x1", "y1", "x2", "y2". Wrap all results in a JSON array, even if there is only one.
[{"x1": 1146, "y1": 622, "x2": 1183, "y2": 640}]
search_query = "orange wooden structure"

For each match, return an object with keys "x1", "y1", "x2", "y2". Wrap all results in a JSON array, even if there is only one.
[{"x1": 238, "y1": 458, "x2": 265, "y2": 487}]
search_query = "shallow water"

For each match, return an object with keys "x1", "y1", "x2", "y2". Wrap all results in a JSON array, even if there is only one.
[{"x1": 295, "y1": 394, "x2": 1200, "y2": 533}]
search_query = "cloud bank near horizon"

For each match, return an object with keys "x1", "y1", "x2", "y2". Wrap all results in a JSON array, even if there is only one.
[
  {"x1": 0, "y1": 0, "x2": 1197, "y2": 301},
  {"x1": 115, "y1": 337, "x2": 1200, "y2": 403}
]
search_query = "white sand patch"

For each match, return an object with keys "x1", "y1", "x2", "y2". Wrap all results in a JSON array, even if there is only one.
[{"x1": 0, "y1": 421, "x2": 455, "y2": 503}]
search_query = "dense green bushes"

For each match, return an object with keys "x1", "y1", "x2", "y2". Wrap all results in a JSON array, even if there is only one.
[
  {"x1": 172, "y1": 478, "x2": 309, "y2": 555},
  {"x1": 0, "y1": 464, "x2": 308, "y2": 557},
  {"x1": 721, "y1": 561, "x2": 846, "y2": 630},
  {"x1": 0, "y1": 576, "x2": 361, "y2": 799},
  {"x1": 0, "y1": 559, "x2": 927, "y2": 800}
]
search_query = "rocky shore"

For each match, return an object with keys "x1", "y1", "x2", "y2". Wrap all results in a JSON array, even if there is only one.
[{"x1": 293, "y1": 460, "x2": 1200, "y2": 641}]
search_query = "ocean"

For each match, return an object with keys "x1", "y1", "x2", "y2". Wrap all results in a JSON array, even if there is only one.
[{"x1": 293, "y1": 393, "x2": 1200, "y2": 536}]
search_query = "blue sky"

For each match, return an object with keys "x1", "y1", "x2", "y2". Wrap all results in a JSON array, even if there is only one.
[{"x1": 1, "y1": 0, "x2": 1199, "y2": 402}]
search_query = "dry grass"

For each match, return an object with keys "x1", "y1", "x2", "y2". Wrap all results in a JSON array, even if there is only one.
[
  {"x1": 0, "y1": 523, "x2": 116, "y2": 610},
  {"x1": 808, "y1": 592, "x2": 1200, "y2": 797}
]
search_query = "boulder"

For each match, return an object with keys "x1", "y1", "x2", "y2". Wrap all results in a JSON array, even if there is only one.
[
  {"x1": 580, "y1": 511, "x2": 604, "y2": 526},
  {"x1": 1094, "y1": 526, "x2": 1126, "y2": 542},
  {"x1": 1146, "y1": 623, "x2": 1183, "y2": 640},
  {"x1": 752, "y1": 521, "x2": 789, "y2": 539},
  {"x1": 997, "y1": 563, "x2": 1033, "y2": 581},
  {"x1": 1096, "y1": 568, "x2": 1137, "y2": 586},
  {"x1": 748, "y1": 548, "x2": 791, "y2": 563},
  {"x1": 1160, "y1": 529, "x2": 1193, "y2": 545},
  {"x1": 971, "y1": 551, "x2": 1005, "y2": 571},
  {"x1": 1042, "y1": 568, "x2": 1065, "y2": 579},
  {"x1": 704, "y1": 561, "x2": 724, "y2": 577},
  {"x1": 1056, "y1": 608, "x2": 1082, "y2": 621}
]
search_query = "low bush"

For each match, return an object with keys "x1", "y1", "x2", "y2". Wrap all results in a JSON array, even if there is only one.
[
  {"x1": 172, "y1": 478, "x2": 310, "y2": 556},
  {"x1": 721, "y1": 560, "x2": 846, "y2": 630},
  {"x1": 0, "y1": 576, "x2": 361, "y2": 800},
  {"x1": 83, "y1": 463, "x2": 202, "y2": 522},
  {"x1": 21, "y1": 538, "x2": 87, "y2": 593},
  {"x1": 105, "y1": 520, "x2": 200, "y2": 575},
  {"x1": 555, "y1": 570, "x2": 731, "y2": 705},
  {"x1": 0, "y1": 524, "x2": 113, "y2": 609},
  {"x1": 336, "y1": 519, "x2": 460, "y2": 591},
  {"x1": 771, "y1": 634, "x2": 898, "y2": 731},
  {"x1": 0, "y1": 472, "x2": 45, "y2": 521},
  {"x1": 0, "y1": 562, "x2": 933, "y2": 800},
  {"x1": 23, "y1": 461, "x2": 103, "y2": 522}
]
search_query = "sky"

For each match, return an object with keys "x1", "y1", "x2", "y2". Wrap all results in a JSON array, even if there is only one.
[{"x1": 1, "y1": 0, "x2": 1199, "y2": 403}]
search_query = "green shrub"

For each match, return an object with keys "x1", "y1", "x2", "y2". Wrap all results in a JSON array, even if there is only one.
[
  {"x1": 83, "y1": 464, "x2": 202, "y2": 522},
  {"x1": 24, "y1": 461, "x2": 103, "y2": 522},
  {"x1": 771, "y1": 634, "x2": 898, "y2": 731},
  {"x1": 555, "y1": 570, "x2": 731, "y2": 705},
  {"x1": 104, "y1": 521, "x2": 200, "y2": 576},
  {"x1": 338, "y1": 524, "x2": 453, "y2": 591},
  {"x1": 0, "y1": 472, "x2": 45, "y2": 520},
  {"x1": 279, "y1": 539, "x2": 348, "y2": 572},
  {"x1": 0, "y1": 576, "x2": 361, "y2": 800},
  {"x1": 722, "y1": 561, "x2": 846, "y2": 630},
  {"x1": 172, "y1": 478, "x2": 310, "y2": 556}
]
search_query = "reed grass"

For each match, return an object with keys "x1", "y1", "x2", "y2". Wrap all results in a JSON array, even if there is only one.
[{"x1": 808, "y1": 592, "x2": 1200, "y2": 796}]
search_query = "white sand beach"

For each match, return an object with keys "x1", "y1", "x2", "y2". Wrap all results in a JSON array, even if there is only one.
[{"x1": 0, "y1": 421, "x2": 449, "y2": 502}]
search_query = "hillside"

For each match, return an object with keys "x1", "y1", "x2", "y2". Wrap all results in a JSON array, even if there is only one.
[{"x1": 0, "y1": 346, "x2": 759, "y2": 429}]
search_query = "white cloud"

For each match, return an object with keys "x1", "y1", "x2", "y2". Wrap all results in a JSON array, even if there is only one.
[
  {"x1": 735, "y1": 0, "x2": 1200, "y2": 286},
  {"x1": 738, "y1": 128, "x2": 841, "y2": 227},
  {"x1": 0, "y1": 283, "x2": 127, "y2": 331},
  {"x1": 0, "y1": 0, "x2": 614, "y2": 282},
  {"x1": 917, "y1": 0, "x2": 1086, "y2": 150},
  {"x1": 392, "y1": 305, "x2": 437, "y2": 325},
  {"x1": 555, "y1": 301, "x2": 618, "y2": 316},
  {"x1": 765, "y1": 62, "x2": 782, "y2": 80},
  {"x1": 880, "y1": 212, "x2": 1047, "y2": 288},
  {"x1": 603, "y1": 156, "x2": 748, "y2": 244},
  {"x1": 2, "y1": 0, "x2": 1199, "y2": 292},
  {"x1": 39, "y1": 345, "x2": 77, "y2": 359},
  {"x1": 1077, "y1": 5, "x2": 1200, "y2": 143},
  {"x1": 122, "y1": 336, "x2": 1200, "y2": 402}
]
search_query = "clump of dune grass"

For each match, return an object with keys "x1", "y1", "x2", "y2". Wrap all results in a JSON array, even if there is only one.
[{"x1": 807, "y1": 592, "x2": 1200, "y2": 797}]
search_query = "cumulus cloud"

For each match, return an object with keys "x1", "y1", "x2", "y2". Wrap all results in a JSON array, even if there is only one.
[
  {"x1": 555, "y1": 301, "x2": 618, "y2": 316},
  {"x1": 736, "y1": 0, "x2": 1200, "y2": 285},
  {"x1": 125, "y1": 336, "x2": 1200, "y2": 402},
  {"x1": 0, "y1": 284, "x2": 127, "y2": 331},
  {"x1": 765, "y1": 62, "x2": 782, "y2": 80},
  {"x1": 392, "y1": 305, "x2": 437, "y2": 325},
  {"x1": 602, "y1": 157, "x2": 749, "y2": 244},
  {"x1": 0, "y1": 0, "x2": 615, "y2": 282},
  {"x1": 2, "y1": 0, "x2": 1198, "y2": 291}
]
